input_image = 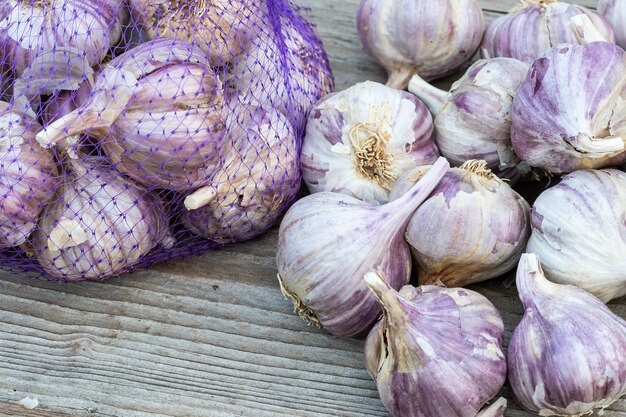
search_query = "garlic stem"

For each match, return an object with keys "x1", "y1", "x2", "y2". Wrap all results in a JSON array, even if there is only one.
[
  {"x1": 408, "y1": 74, "x2": 447, "y2": 114},
  {"x1": 574, "y1": 134, "x2": 625, "y2": 154},
  {"x1": 570, "y1": 14, "x2": 609, "y2": 44},
  {"x1": 184, "y1": 186, "x2": 217, "y2": 210},
  {"x1": 364, "y1": 271, "x2": 409, "y2": 327},
  {"x1": 516, "y1": 253, "x2": 561, "y2": 309},
  {"x1": 47, "y1": 218, "x2": 87, "y2": 252},
  {"x1": 386, "y1": 67, "x2": 416, "y2": 90},
  {"x1": 476, "y1": 398, "x2": 507, "y2": 417}
]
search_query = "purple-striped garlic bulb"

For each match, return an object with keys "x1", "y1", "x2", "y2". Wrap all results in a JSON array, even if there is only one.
[
  {"x1": 181, "y1": 104, "x2": 300, "y2": 244},
  {"x1": 364, "y1": 271, "x2": 507, "y2": 417},
  {"x1": 390, "y1": 161, "x2": 530, "y2": 288},
  {"x1": 409, "y1": 58, "x2": 531, "y2": 183},
  {"x1": 128, "y1": 0, "x2": 263, "y2": 67},
  {"x1": 231, "y1": 5, "x2": 334, "y2": 132},
  {"x1": 481, "y1": 0, "x2": 615, "y2": 63},
  {"x1": 508, "y1": 253, "x2": 626, "y2": 416},
  {"x1": 511, "y1": 42, "x2": 626, "y2": 174},
  {"x1": 0, "y1": 0, "x2": 127, "y2": 78},
  {"x1": 599, "y1": 0, "x2": 626, "y2": 49},
  {"x1": 33, "y1": 158, "x2": 168, "y2": 281},
  {"x1": 527, "y1": 169, "x2": 626, "y2": 302},
  {"x1": 0, "y1": 101, "x2": 58, "y2": 249},
  {"x1": 357, "y1": 0, "x2": 484, "y2": 89},
  {"x1": 302, "y1": 81, "x2": 439, "y2": 205},
  {"x1": 36, "y1": 39, "x2": 226, "y2": 191},
  {"x1": 276, "y1": 157, "x2": 449, "y2": 338}
]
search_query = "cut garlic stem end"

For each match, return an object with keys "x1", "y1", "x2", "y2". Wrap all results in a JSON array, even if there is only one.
[
  {"x1": 47, "y1": 218, "x2": 87, "y2": 252},
  {"x1": 575, "y1": 134, "x2": 625, "y2": 154},
  {"x1": 407, "y1": 74, "x2": 447, "y2": 115},
  {"x1": 570, "y1": 14, "x2": 608, "y2": 44},
  {"x1": 476, "y1": 398, "x2": 507, "y2": 417},
  {"x1": 184, "y1": 186, "x2": 217, "y2": 210},
  {"x1": 364, "y1": 271, "x2": 408, "y2": 327},
  {"x1": 386, "y1": 67, "x2": 415, "y2": 91}
]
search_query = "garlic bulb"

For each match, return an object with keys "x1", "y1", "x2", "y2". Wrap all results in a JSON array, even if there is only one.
[
  {"x1": 36, "y1": 39, "x2": 226, "y2": 191},
  {"x1": 481, "y1": 0, "x2": 615, "y2": 63},
  {"x1": 34, "y1": 158, "x2": 168, "y2": 281},
  {"x1": 231, "y1": 6, "x2": 334, "y2": 132},
  {"x1": 0, "y1": 101, "x2": 58, "y2": 249},
  {"x1": 42, "y1": 79, "x2": 93, "y2": 126},
  {"x1": 302, "y1": 81, "x2": 439, "y2": 205},
  {"x1": 599, "y1": 0, "x2": 626, "y2": 49},
  {"x1": 128, "y1": 0, "x2": 263, "y2": 67},
  {"x1": 390, "y1": 161, "x2": 530, "y2": 288},
  {"x1": 526, "y1": 169, "x2": 626, "y2": 302},
  {"x1": 276, "y1": 157, "x2": 449, "y2": 337},
  {"x1": 182, "y1": 104, "x2": 300, "y2": 244},
  {"x1": 508, "y1": 253, "x2": 626, "y2": 416},
  {"x1": 511, "y1": 42, "x2": 626, "y2": 174},
  {"x1": 409, "y1": 58, "x2": 531, "y2": 183},
  {"x1": 363, "y1": 271, "x2": 507, "y2": 417},
  {"x1": 0, "y1": 0, "x2": 127, "y2": 77},
  {"x1": 356, "y1": 0, "x2": 484, "y2": 89}
]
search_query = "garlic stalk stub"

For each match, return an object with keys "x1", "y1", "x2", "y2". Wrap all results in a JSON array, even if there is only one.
[
  {"x1": 599, "y1": 0, "x2": 626, "y2": 50},
  {"x1": 364, "y1": 271, "x2": 507, "y2": 417},
  {"x1": 357, "y1": 0, "x2": 484, "y2": 89},
  {"x1": 526, "y1": 169, "x2": 626, "y2": 302},
  {"x1": 276, "y1": 157, "x2": 449, "y2": 337},
  {"x1": 0, "y1": 101, "x2": 59, "y2": 249},
  {"x1": 128, "y1": 0, "x2": 263, "y2": 67},
  {"x1": 181, "y1": 104, "x2": 300, "y2": 244},
  {"x1": 36, "y1": 39, "x2": 226, "y2": 191},
  {"x1": 511, "y1": 42, "x2": 626, "y2": 174},
  {"x1": 481, "y1": 0, "x2": 615, "y2": 63},
  {"x1": 390, "y1": 161, "x2": 530, "y2": 288},
  {"x1": 34, "y1": 158, "x2": 168, "y2": 281},
  {"x1": 508, "y1": 253, "x2": 626, "y2": 416},
  {"x1": 231, "y1": 5, "x2": 334, "y2": 133},
  {"x1": 409, "y1": 58, "x2": 531, "y2": 183},
  {"x1": 302, "y1": 81, "x2": 439, "y2": 205}
]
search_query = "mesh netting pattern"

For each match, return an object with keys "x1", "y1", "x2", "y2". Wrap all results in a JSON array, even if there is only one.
[{"x1": 0, "y1": 0, "x2": 334, "y2": 281}]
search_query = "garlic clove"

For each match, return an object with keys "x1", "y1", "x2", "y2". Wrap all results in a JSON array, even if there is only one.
[
  {"x1": 302, "y1": 81, "x2": 439, "y2": 205},
  {"x1": 357, "y1": 0, "x2": 484, "y2": 88},
  {"x1": 276, "y1": 157, "x2": 449, "y2": 337},
  {"x1": 364, "y1": 271, "x2": 507, "y2": 417},
  {"x1": 508, "y1": 253, "x2": 626, "y2": 416},
  {"x1": 391, "y1": 160, "x2": 530, "y2": 288},
  {"x1": 526, "y1": 168, "x2": 626, "y2": 302}
]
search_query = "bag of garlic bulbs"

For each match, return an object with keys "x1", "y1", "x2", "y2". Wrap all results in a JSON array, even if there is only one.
[{"x1": 0, "y1": 0, "x2": 333, "y2": 281}]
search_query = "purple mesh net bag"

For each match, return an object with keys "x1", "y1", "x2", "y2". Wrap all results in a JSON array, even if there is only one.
[{"x1": 0, "y1": 0, "x2": 334, "y2": 281}]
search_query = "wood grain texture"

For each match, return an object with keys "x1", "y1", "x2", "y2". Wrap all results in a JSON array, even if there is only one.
[{"x1": 0, "y1": 0, "x2": 624, "y2": 416}]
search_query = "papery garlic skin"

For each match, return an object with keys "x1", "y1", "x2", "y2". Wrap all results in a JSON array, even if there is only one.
[
  {"x1": 599, "y1": 0, "x2": 626, "y2": 49},
  {"x1": 276, "y1": 158, "x2": 449, "y2": 337},
  {"x1": 37, "y1": 39, "x2": 226, "y2": 191},
  {"x1": 390, "y1": 161, "x2": 530, "y2": 288},
  {"x1": 409, "y1": 58, "x2": 531, "y2": 183},
  {"x1": 0, "y1": 101, "x2": 58, "y2": 249},
  {"x1": 128, "y1": 0, "x2": 263, "y2": 67},
  {"x1": 181, "y1": 104, "x2": 300, "y2": 244},
  {"x1": 364, "y1": 272, "x2": 507, "y2": 417},
  {"x1": 232, "y1": 6, "x2": 333, "y2": 133},
  {"x1": 302, "y1": 81, "x2": 439, "y2": 205},
  {"x1": 357, "y1": 0, "x2": 484, "y2": 89},
  {"x1": 511, "y1": 42, "x2": 626, "y2": 174},
  {"x1": 34, "y1": 158, "x2": 167, "y2": 281},
  {"x1": 481, "y1": 1, "x2": 615, "y2": 63},
  {"x1": 508, "y1": 253, "x2": 626, "y2": 416},
  {"x1": 526, "y1": 169, "x2": 626, "y2": 302}
]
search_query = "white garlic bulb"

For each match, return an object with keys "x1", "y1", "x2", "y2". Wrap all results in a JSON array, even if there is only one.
[
  {"x1": 302, "y1": 81, "x2": 439, "y2": 205},
  {"x1": 526, "y1": 169, "x2": 626, "y2": 302},
  {"x1": 34, "y1": 158, "x2": 168, "y2": 281},
  {"x1": 409, "y1": 58, "x2": 531, "y2": 183},
  {"x1": 508, "y1": 253, "x2": 626, "y2": 416},
  {"x1": 357, "y1": 0, "x2": 484, "y2": 89},
  {"x1": 390, "y1": 161, "x2": 530, "y2": 288}
]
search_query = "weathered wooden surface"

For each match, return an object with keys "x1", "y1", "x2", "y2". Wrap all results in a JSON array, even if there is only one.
[{"x1": 0, "y1": 1, "x2": 624, "y2": 416}]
